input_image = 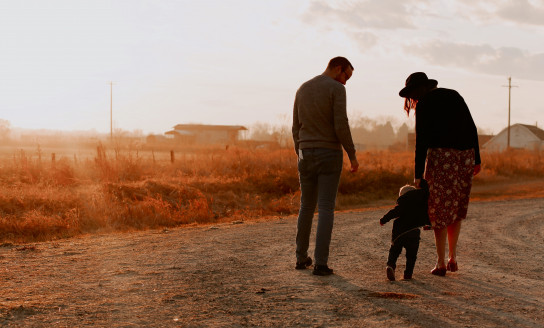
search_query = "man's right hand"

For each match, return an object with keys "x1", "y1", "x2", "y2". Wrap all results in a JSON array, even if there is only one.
[{"x1": 350, "y1": 158, "x2": 359, "y2": 173}]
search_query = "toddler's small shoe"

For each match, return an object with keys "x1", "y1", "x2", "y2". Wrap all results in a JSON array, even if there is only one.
[
  {"x1": 295, "y1": 257, "x2": 312, "y2": 270},
  {"x1": 386, "y1": 266, "x2": 395, "y2": 281}
]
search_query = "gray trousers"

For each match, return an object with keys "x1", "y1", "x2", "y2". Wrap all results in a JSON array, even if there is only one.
[{"x1": 296, "y1": 148, "x2": 343, "y2": 266}]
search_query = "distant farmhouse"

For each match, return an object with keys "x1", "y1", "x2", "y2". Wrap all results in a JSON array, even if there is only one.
[
  {"x1": 406, "y1": 133, "x2": 493, "y2": 151},
  {"x1": 165, "y1": 124, "x2": 248, "y2": 145},
  {"x1": 483, "y1": 124, "x2": 544, "y2": 151}
]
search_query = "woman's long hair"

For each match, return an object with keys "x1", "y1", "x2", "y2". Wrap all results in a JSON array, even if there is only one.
[{"x1": 404, "y1": 98, "x2": 418, "y2": 116}]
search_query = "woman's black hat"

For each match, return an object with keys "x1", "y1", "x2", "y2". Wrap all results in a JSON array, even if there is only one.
[{"x1": 399, "y1": 72, "x2": 438, "y2": 97}]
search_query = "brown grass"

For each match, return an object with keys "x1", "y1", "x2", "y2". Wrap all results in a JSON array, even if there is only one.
[{"x1": 0, "y1": 144, "x2": 543, "y2": 243}]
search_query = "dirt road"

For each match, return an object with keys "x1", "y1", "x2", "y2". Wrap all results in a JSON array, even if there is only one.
[{"x1": 1, "y1": 197, "x2": 543, "y2": 327}]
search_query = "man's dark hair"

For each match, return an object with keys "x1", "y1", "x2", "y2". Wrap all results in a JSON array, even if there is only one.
[{"x1": 327, "y1": 57, "x2": 354, "y2": 71}]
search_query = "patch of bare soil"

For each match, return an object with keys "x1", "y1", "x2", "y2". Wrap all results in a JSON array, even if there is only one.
[{"x1": 1, "y1": 197, "x2": 543, "y2": 327}]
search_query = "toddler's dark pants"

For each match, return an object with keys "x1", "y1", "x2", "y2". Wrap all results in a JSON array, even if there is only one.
[{"x1": 387, "y1": 229, "x2": 420, "y2": 276}]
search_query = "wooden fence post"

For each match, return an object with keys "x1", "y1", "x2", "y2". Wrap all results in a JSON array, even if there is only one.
[{"x1": 170, "y1": 150, "x2": 175, "y2": 163}]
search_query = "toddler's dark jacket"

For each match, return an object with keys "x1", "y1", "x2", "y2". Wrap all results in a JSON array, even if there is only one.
[{"x1": 380, "y1": 181, "x2": 431, "y2": 243}]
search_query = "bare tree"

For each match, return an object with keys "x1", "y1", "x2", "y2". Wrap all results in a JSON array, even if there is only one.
[{"x1": 0, "y1": 119, "x2": 11, "y2": 142}]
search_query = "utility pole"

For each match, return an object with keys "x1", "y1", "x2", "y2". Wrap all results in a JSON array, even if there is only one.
[
  {"x1": 502, "y1": 77, "x2": 518, "y2": 149},
  {"x1": 109, "y1": 81, "x2": 114, "y2": 142}
]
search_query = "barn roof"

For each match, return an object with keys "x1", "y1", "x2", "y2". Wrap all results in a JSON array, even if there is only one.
[
  {"x1": 165, "y1": 130, "x2": 194, "y2": 136},
  {"x1": 172, "y1": 124, "x2": 247, "y2": 131},
  {"x1": 520, "y1": 124, "x2": 544, "y2": 141}
]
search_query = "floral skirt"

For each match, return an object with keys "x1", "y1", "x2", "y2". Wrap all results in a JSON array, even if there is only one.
[{"x1": 424, "y1": 148, "x2": 475, "y2": 229}]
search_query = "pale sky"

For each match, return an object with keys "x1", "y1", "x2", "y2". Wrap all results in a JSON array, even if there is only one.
[{"x1": 1, "y1": 0, "x2": 543, "y2": 135}]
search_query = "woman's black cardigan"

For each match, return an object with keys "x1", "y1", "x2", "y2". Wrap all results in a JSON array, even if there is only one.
[{"x1": 415, "y1": 88, "x2": 481, "y2": 179}]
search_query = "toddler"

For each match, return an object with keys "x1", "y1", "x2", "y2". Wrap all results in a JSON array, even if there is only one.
[{"x1": 380, "y1": 179, "x2": 431, "y2": 281}]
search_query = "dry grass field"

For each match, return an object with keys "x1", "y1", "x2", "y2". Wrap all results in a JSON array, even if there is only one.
[{"x1": 0, "y1": 142, "x2": 543, "y2": 243}]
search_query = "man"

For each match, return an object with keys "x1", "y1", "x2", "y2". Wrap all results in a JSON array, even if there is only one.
[{"x1": 292, "y1": 56, "x2": 359, "y2": 276}]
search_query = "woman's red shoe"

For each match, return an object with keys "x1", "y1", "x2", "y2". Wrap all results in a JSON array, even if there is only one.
[
  {"x1": 431, "y1": 267, "x2": 447, "y2": 276},
  {"x1": 447, "y1": 259, "x2": 458, "y2": 272}
]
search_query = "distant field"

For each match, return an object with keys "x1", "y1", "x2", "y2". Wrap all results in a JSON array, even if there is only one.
[{"x1": 0, "y1": 141, "x2": 543, "y2": 243}]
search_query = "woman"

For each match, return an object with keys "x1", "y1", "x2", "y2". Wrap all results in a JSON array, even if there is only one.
[{"x1": 399, "y1": 72, "x2": 481, "y2": 276}]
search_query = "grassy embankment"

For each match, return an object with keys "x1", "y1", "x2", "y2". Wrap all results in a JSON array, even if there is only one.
[{"x1": 0, "y1": 144, "x2": 542, "y2": 243}]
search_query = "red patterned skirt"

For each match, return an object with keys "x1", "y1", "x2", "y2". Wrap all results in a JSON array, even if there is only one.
[{"x1": 424, "y1": 148, "x2": 475, "y2": 229}]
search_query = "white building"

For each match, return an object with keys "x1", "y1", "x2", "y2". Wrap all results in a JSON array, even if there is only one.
[{"x1": 483, "y1": 124, "x2": 544, "y2": 151}]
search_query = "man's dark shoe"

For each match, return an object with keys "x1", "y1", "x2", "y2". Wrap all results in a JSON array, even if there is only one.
[
  {"x1": 312, "y1": 265, "x2": 334, "y2": 276},
  {"x1": 295, "y1": 257, "x2": 312, "y2": 270},
  {"x1": 403, "y1": 273, "x2": 413, "y2": 280}
]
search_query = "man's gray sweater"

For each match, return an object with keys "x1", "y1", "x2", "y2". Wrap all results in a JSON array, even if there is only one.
[{"x1": 292, "y1": 74, "x2": 356, "y2": 161}]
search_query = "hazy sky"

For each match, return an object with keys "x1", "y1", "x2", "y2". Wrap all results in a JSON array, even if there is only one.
[{"x1": 1, "y1": 0, "x2": 543, "y2": 135}]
